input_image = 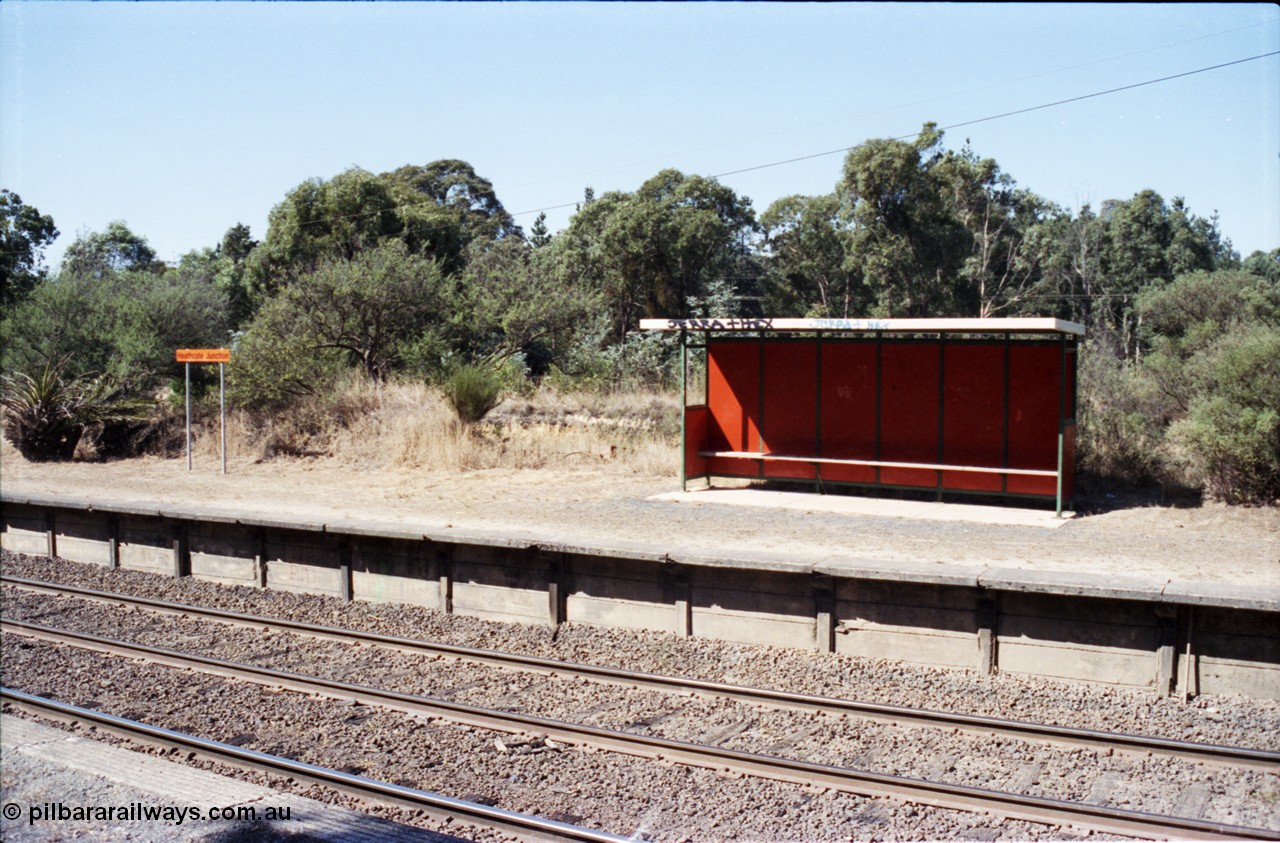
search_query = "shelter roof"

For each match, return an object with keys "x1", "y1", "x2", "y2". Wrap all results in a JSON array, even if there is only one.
[{"x1": 639, "y1": 317, "x2": 1085, "y2": 336}]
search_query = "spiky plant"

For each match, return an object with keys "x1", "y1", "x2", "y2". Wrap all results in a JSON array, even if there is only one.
[
  {"x1": 441, "y1": 364, "x2": 503, "y2": 425},
  {"x1": 1, "y1": 362, "x2": 150, "y2": 461}
]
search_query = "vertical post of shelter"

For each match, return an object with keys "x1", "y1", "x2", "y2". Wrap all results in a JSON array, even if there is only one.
[
  {"x1": 873, "y1": 335, "x2": 883, "y2": 487},
  {"x1": 936, "y1": 334, "x2": 946, "y2": 502},
  {"x1": 220, "y1": 362, "x2": 227, "y2": 475},
  {"x1": 1056, "y1": 333, "x2": 1067, "y2": 518},
  {"x1": 815, "y1": 331, "x2": 824, "y2": 495},
  {"x1": 185, "y1": 362, "x2": 192, "y2": 472},
  {"x1": 680, "y1": 329, "x2": 688, "y2": 492},
  {"x1": 1001, "y1": 337, "x2": 1011, "y2": 496},
  {"x1": 756, "y1": 333, "x2": 765, "y2": 472}
]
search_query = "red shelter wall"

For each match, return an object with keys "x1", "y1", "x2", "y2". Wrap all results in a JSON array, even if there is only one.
[
  {"x1": 878, "y1": 343, "x2": 940, "y2": 488},
  {"x1": 1006, "y1": 343, "x2": 1067, "y2": 497},
  {"x1": 695, "y1": 336, "x2": 1074, "y2": 502},
  {"x1": 819, "y1": 342, "x2": 877, "y2": 484},
  {"x1": 684, "y1": 406, "x2": 710, "y2": 479},
  {"x1": 705, "y1": 340, "x2": 761, "y2": 477},
  {"x1": 942, "y1": 343, "x2": 1006, "y2": 492},
  {"x1": 761, "y1": 342, "x2": 818, "y2": 479}
]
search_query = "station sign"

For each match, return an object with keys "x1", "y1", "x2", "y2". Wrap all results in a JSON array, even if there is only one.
[
  {"x1": 176, "y1": 348, "x2": 231, "y2": 363},
  {"x1": 175, "y1": 347, "x2": 232, "y2": 474}
]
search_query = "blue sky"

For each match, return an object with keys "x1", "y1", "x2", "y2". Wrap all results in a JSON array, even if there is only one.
[{"x1": 2, "y1": 2, "x2": 1277, "y2": 270}]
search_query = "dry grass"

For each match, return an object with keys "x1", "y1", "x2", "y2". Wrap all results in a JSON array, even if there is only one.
[
  {"x1": 190, "y1": 379, "x2": 680, "y2": 476},
  {"x1": 489, "y1": 390, "x2": 681, "y2": 434}
]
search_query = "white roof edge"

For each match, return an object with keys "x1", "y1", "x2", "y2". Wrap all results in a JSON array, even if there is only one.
[{"x1": 638, "y1": 317, "x2": 1085, "y2": 336}]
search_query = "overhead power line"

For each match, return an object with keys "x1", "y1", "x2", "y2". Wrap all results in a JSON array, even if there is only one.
[
  {"x1": 147, "y1": 51, "x2": 1280, "y2": 234},
  {"x1": 500, "y1": 22, "x2": 1266, "y2": 195},
  {"x1": 655, "y1": 52, "x2": 1280, "y2": 188},
  {"x1": 106, "y1": 50, "x2": 1280, "y2": 236}
]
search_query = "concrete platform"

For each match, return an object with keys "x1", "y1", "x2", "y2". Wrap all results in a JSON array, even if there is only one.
[
  {"x1": 0, "y1": 714, "x2": 449, "y2": 842},
  {"x1": 4, "y1": 491, "x2": 1278, "y2": 698},
  {"x1": 651, "y1": 487, "x2": 1075, "y2": 528}
]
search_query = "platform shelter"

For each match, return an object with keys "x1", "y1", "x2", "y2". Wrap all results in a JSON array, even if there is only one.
[{"x1": 639, "y1": 317, "x2": 1084, "y2": 516}]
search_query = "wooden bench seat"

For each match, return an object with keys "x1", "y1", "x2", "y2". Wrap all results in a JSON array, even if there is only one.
[{"x1": 697, "y1": 451, "x2": 1057, "y2": 478}]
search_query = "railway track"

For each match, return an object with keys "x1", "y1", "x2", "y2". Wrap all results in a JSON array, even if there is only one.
[
  {"x1": 0, "y1": 686, "x2": 626, "y2": 843},
  {"x1": 4, "y1": 574, "x2": 1276, "y2": 772},
  {"x1": 3, "y1": 613, "x2": 1276, "y2": 841}
]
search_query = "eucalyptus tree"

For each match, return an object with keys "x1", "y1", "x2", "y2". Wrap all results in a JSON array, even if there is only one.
[
  {"x1": 2, "y1": 266, "x2": 230, "y2": 386},
  {"x1": 837, "y1": 123, "x2": 970, "y2": 316},
  {"x1": 220, "y1": 223, "x2": 257, "y2": 263},
  {"x1": 933, "y1": 144, "x2": 1058, "y2": 317},
  {"x1": 1094, "y1": 190, "x2": 1229, "y2": 357},
  {"x1": 445, "y1": 236, "x2": 597, "y2": 374},
  {"x1": 230, "y1": 242, "x2": 447, "y2": 407},
  {"x1": 1243, "y1": 248, "x2": 1280, "y2": 283},
  {"x1": 385, "y1": 159, "x2": 520, "y2": 273},
  {"x1": 243, "y1": 160, "x2": 517, "y2": 311},
  {"x1": 556, "y1": 169, "x2": 756, "y2": 342},
  {"x1": 1030, "y1": 204, "x2": 1107, "y2": 326},
  {"x1": 60, "y1": 221, "x2": 164, "y2": 278},
  {"x1": 244, "y1": 168, "x2": 402, "y2": 305},
  {"x1": 1136, "y1": 270, "x2": 1280, "y2": 503},
  {"x1": 0, "y1": 189, "x2": 59, "y2": 307},
  {"x1": 213, "y1": 223, "x2": 258, "y2": 327},
  {"x1": 760, "y1": 193, "x2": 864, "y2": 317}
]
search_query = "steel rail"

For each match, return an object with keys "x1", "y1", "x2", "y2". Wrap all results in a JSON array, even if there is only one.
[
  {"x1": 4, "y1": 574, "x2": 1276, "y2": 773},
  {"x1": 0, "y1": 686, "x2": 627, "y2": 843},
  {"x1": 4, "y1": 618, "x2": 1276, "y2": 841}
]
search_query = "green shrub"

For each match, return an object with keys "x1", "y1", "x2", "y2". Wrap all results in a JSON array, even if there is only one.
[
  {"x1": 227, "y1": 244, "x2": 446, "y2": 408},
  {"x1": 441, "y1": 364, "x2": 503, "y2": 424},
  {"x1": 548, "y1": 317, "x2": 682, "y2": 394},
  {"x1": 1, "y1": 269, "x2": 230, "y2": 386},
  {"x1": 225, "y1": 302, "x2": 345, "y2": 410},
  {"x1": 1166, "y1": 327, "x2": 1280, "y2": 504},
  {"x1": 1075, "y1": 339, "x2": 1170, "y2": 488}
]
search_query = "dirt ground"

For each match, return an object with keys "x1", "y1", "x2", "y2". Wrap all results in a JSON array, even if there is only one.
[{"x1": 2, "y1": 438, "x2": 1277, "y2": 587}]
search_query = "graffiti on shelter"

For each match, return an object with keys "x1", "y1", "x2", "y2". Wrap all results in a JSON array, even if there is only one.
[
  {"x1": 808, "y1": 319, "x2": 891, "y2": 331},
  {"x1": 664, "y1": 318, "x2": 775, "y2": 330}
]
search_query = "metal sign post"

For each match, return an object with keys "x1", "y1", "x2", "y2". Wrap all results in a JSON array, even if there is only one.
[
  {"x1": 220, "y1": 362, "x2": 226, "y2": 475},
  {"x1": 176, "y1": 348, "x2": 232, "y2": 474},
  {"x1": 185, "y1": 361, "x2": 192, "y2": 471}
]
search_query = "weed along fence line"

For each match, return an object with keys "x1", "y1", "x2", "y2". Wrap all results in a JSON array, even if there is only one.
[
  {"x1": 639, "y1": 318, "x2": 1082, "y2": 516},
  {"x1": 4, "y1": 492, "x2": 1278, "y2": 700}
]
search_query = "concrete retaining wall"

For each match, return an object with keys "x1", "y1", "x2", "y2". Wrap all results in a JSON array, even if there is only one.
[
  {"x1": 563, "y1": 554, "x2": 674, "y2": 633},
  {"x1": 835, "y1": 579, "x2": 981, "y2": 669},
  {"x1": 3, "y1": 494, "x2": 1277, "y2": 700}
]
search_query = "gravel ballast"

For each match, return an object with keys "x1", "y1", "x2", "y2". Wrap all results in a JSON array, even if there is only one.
[{"x1": 3, "y1": 551, "x2": 1278, "y2": 840}]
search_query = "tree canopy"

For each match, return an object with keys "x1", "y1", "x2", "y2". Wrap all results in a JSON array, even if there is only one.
[
  {"x1": 761, "y1": 193, "x2": 861, "y2": 318},
  {"x1": 837, "y1": 123, "x2": 971, "y2": 316},
  {"x1": 61, "y1": 221, "x2": 164, "y2": 278},
  {"x1": 0, "y1": 189, "x2": 59, "y2": 307},
  {"x1": 1, "y1": 266, "x2": 230, "y2": 385},
  {"x1": 556, "y1": 169, "x2": 757, "y2": 341},
  {"x1": 243, "y1": 160, "x2": 520, "y2": 307}
]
